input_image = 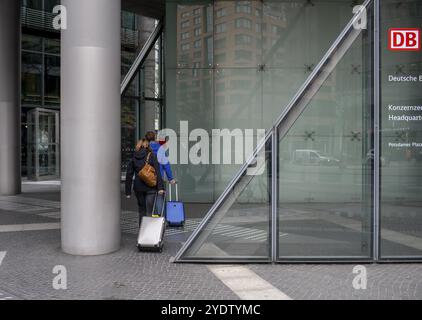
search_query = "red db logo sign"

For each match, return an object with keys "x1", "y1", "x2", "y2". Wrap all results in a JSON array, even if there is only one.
[{"x1": 389, "y1": 28, "x2": 421, "y2": 51}]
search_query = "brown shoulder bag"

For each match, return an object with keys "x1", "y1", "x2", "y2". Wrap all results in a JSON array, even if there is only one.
[{"x1": 138, "y1": 152, "x2": 157, "y2": 187}]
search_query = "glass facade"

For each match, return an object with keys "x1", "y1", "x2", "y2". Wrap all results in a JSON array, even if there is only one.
[
  {"x1": 168, "y1": 0, "x2": 422, "y2": 262},
  {"x1": 21, "y1": 2, "x2": 162, "y2": 178},
  {"x1": 14, "y1": 0, "x2": 422, "y2": 262},
  {"x1": 380, "y1": 0, "x2": 422, "y2": 259}
]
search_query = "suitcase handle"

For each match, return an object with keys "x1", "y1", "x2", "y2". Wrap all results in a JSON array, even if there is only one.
[
  {"x1": 168, "y1": 182, "x2": 179, "y2": 202},
  {"x1": 152, "y1": 192, "x2": 166, "y2": 217}
]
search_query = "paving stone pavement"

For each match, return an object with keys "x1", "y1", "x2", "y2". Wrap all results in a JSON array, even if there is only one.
[
  {"x1": 0, "y1": 289, "x2": 17, "y2": 300},
  {"x1": 249, "y1": 264, "x2": 422, "y2": 300},
  {"x1": 1, "y1": 189, "x2": 422, "y2": 300},
  {"x1": 0, "y1": 230, "x2": 238, "y2": 300}
]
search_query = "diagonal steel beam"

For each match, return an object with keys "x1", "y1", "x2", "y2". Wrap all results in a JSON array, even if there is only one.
[
  {"x1": 174, "y1": 0, "x2": 372, "y2": 262},
  {"x1": 121, "y1": 21, "x2": 163, "y2": 96}
]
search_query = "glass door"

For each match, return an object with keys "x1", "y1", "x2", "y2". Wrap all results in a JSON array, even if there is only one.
[{"x1": 27, "y1": 108, "x2": 60, "y2": 180}]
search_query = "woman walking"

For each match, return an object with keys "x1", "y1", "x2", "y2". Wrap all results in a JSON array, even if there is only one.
[{"x1": 125, "y1": 139, "x2": 165, "y2": 226}]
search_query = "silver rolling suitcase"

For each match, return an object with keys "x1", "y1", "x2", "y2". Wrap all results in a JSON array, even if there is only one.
[{"x1": 137, "y1": 193, "x2": 166, "y2": 252}]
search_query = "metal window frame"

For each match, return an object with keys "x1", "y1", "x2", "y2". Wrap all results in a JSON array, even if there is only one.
[
  {"x1": 373, "y1": 0, "x2": 381, "y2": 262},
  {"x1": 121, "y1": 21, "x2": 163, "y2": 95},
  {"x1": 174, "y1": 0, "x2": 374, "y2": 264}
]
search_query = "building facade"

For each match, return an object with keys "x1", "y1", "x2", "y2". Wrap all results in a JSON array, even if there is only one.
[{"x1": 20, "y1": 0, "x2": 161, "y2": 180}]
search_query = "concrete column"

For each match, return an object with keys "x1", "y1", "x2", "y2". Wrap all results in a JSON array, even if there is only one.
[
  {"x1": 0, "y1": 0, "x2": 21, "y2": 196},
  {"x1": 61, "y1": 0, "x2": 121, "y2": 255}
]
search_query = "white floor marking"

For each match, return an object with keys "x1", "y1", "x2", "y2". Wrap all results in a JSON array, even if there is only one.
[
  {"x1": 0, "y1": 251, "x2": 6, "y2": 266},
  {"x1": 208, "y1": 265, "x2": 292, "y2": 300},
  {"x1": 0, "y1": 223, "x2": 60, "y2": 233}
]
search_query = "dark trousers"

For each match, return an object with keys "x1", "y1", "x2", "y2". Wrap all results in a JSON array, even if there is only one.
[{"x1": 134, "y1": 191, "x2": 165, "y2": 226}]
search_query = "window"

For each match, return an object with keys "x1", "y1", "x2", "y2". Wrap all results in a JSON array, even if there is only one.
[
  {"x1": 181, "y1": 11, "x2": 190, "y2": 19},
  {"x1": 206, "y1": 5, "x2": 213, "y2": 32},
  {"x1": 216, "y1": 8, "x2": 227, "y2": 18},
  {"x1": 235, "y1": 18, "x2": 252, "y2": 29},
  {"x1": 44, "y1": 39, "x2": 60, "y2": 54},
  {"x1": 194, "y1": 28, "x2": 202, "y2": 36},
  {"x1": 181, "y1": 20, "x2": 190, "y2": 28},
  {"x1": 205, "y1": 37, "x2": 213, "y2": 66},
  {"x1": 181, "y1": 43, "x2": 190, "y2": 51},
  {"x1": 44, "y1": 0, "x2": 60, "y2": 11},
  {"x1": 44, "y1": 55, "x2": 60, "y2": 105},
  {"x1": 194, "y1": 16, "x2": 201, "y2": 25},
  {"x1": 194, "y1": 40, "x2": 202, "y2": 48},
  {"x1": 22, "y1": 52, "x2": 43, "y2": 104},
  {"x1": 236, "y1": 1, "x2": 252, "y2": 14},
  {"x1": 23, "y1": 0, "x2": 42, "y2": 10},
  {"x1": 193, "y1": 8, "x2": 201, "y2": 15},
  {"x1": 122, "y1": 11, "x2": 136, "y2": 30},
  {"x1": 22, "y1": 35, "x2": 42, "y2": 51},
  {"x1": 181, "y1": 32, "x2": 190, "y2": 40},
  {"x1": 216, "y1": 23, "x2": 227, "y2": 34},
  {"x1": 235, "y1": 34, "x2": 252, "y2": 45}
]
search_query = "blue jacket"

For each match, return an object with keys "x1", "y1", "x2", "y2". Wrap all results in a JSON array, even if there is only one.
[{"x1": 150, "y1": 142, "x2": 174, "y2": 181}]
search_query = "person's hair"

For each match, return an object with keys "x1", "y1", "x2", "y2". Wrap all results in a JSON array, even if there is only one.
[
  {"x1": 135, "y1": 139, "x2": 151, "y2": 152},
  {"x1": 145, "y1": 131, "x2": 156, "y2": 142}
]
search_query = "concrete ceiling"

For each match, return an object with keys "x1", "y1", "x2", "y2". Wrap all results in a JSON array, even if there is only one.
[{"x1": 122, "y1": 0, "x2": 165, "y2": 20}]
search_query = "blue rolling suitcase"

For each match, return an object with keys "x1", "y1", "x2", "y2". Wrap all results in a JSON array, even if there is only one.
[{"x1": 166, "y1": 183, "x2": 185, "y2": 227}]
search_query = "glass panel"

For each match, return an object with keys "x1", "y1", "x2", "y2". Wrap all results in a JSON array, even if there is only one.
[
  {"x1": 44, "y1": 55, "x2": 60, "y2": 106},
  {"x1": 179, "y1": 134, "x2": 272, "y2": 260},
  {"x1": 26, "y1": 110, "x2": 59, "y2": 180},
  {"x1": 22, "y1": 52, "x2": 43, "y2": 105},
  {"x1": 277, "y1": 17, "x2": 373, "y2": 259},
  {"x1": 121, "y1": 98, "x2": 139, "y2": 173},
  {"x1": 214, "y1": 0, "x2": 262, "y2": 68},
  {"x1": 142, "y1": 41, "x2": 162, "y2": 100},
  {"x1": 262, "y1": 0, "x2": 360, "y2": 129},
  {"x1": 263, "y1": 67, "x2": 305, "y2": 129},
  {"x1": 165, "y1": 68, "x2": 214, "y2": 202},
  {"x1": 167, "y1": 68, "x2": 214, "y2": 132},
  {"x1": 165, "y1": 1, "x2": 213, "y2": 69},
  {"x1": 44, "y1": 39, "x2": 60, "y2": 54},
  {"x1": 38, "y1": 112, "x2": 58, "y2": 177},
  {"x1": 262, "y1": 0, "x2": 354, "y2": 68},
  {"x1": 380, "y1": 0, "x2": 422, "y2": 258},
  {"x1": 215, "y1": 68, "x2": 262, "y2": 129},
  {"x1": 22, "y1": 34, "x2": 43, "y2": 51},
  {"x1": 23, "y1": 0, "x2": 42, "y2": 10},
  {"x1": 44, "y1": 0, "x2": 60, "y2": 12},
  {"x1": 26, "y1": 110, "x2": 37, "y2": 179},
  {"x1": 214, "y1": 67, "x2": 263, "y2": 196}
]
